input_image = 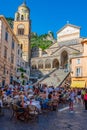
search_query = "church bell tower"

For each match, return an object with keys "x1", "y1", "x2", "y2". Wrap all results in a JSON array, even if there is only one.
[{"x1": 13, "y1": 1, "x2": 31, "y2": 64}]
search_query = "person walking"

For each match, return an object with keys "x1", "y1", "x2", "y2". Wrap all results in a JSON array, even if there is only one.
[
  {"x1": 84, "y1": 89, "x2": 87, "y2": 110},
  {"x1": 68, "y1": 89, "x2": 75, "y2": 112}
]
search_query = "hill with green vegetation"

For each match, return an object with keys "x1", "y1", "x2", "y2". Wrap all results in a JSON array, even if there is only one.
[
  {"x1": 6, "y1": 17, "x2": 14, "y2": 28},
  {"x1": 31, "y1": 32, "x2": 54, "y2": 50}
]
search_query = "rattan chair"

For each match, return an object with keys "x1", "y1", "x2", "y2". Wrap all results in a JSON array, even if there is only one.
[
  {"x1": 28, "y1": 105, "x2": 39, "y2": 120},
  {"x1": 52, "y1": 99, "x2": 58, "y2": 111},
  {"x1": 10, "y1": 104, "x2": 28, "y2": 121}
]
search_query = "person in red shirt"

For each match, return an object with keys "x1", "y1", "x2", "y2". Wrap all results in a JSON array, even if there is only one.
[{"x1": 84, "y1": 89, "x2": 87, "y2": 110}]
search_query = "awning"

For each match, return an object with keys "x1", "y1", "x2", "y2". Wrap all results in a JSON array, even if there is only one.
[{"x1": 71, "y1": 80, "x2": 86, "y2": 88}]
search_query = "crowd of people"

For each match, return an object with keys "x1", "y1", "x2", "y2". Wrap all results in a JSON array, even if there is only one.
[{"x1": 0, "y1": 82, "x2": 87, "y2": 118}]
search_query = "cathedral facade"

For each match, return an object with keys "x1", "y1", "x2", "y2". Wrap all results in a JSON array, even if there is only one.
[
  {"x1": 31, "y1": 23, "x2": 87, "y2": 87},
  {"x1": 31, "y1": 23, "x2": 83, "y2": 73}
]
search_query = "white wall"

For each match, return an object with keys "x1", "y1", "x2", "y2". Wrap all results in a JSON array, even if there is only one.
[{"x1": 57, "y1": 26, "x2": 80, "y2": 42}]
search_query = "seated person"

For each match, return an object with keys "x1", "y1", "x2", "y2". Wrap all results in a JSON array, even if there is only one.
[
  {"x1": 52, "y1": 93, "x2": 58, "y2": 101},
  {"x1": 29, "y1": 96, "x2": 41, "y2": 113}
]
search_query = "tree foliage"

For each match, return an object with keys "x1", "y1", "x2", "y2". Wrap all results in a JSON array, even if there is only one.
[
  {"x1": 6, "y1": 17, "x2": 14, "y2": 28},
  {"x1": 31, "y1": 32, "x2": 54, "y2": 50}
]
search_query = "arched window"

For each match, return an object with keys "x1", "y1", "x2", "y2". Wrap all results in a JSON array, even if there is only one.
[
  {"x1": 38, "y1": 60, "x2": 43, "y2": 69},
  {"x1": 21, "y1": 15, "x2": 24, "y2": 20},
  {"x1": 32, "y1": 65, "x2": 37, "y2": 69},
  {"x1": 18, "y1": 24, "x2": 24, "y2": 35},
  {"x1": 45, "y1": 59, "x2": 51, "y2": 69},
  {"x1": 31, "y1": 61, "x2": 37, "y2": 70},
  {"x1": 61, "y1": 50, "x2": 68, "y2": 69},
  {"x1": 53, "y1": 59, "x2": 59, "y2": 68},
  {"x1": 17, "y1": 16, "x2": 19, "y2": 21}
]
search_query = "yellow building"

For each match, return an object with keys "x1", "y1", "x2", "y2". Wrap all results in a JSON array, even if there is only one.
[
  {"x1": 13, "y1": 1, "x2": 31, "y2": 64},
  {"x1": 71, "y1": 39, "x2": 87, "y2": 88}
]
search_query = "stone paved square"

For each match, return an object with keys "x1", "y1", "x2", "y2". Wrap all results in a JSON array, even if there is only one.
[{"x1": 0, "y1": 104, "x2": 87, "y2": 130}]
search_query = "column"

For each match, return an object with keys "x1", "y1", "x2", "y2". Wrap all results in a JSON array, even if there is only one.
[{"x1": 51, "y1": 60, "x2": 53, "y2": 69}]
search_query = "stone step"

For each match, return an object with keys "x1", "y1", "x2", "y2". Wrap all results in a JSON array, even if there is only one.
[{"x1": 40, "y1": 69, "x2": 69, "y2": 87}]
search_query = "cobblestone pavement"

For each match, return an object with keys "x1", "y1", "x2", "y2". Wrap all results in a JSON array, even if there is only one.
[{"x1": 0, "y1": 104, "x2": 87, "y2": 130}]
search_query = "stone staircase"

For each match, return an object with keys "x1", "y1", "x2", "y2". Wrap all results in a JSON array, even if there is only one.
[
  {"x1": 30, "y1": 69, "x2": 56, "y2": 79},
  {"x1": 30, "y1": 69, "x2": 44, "y2": 79},
  {"x1": 39, "y1": 69, "x2": 70, "y2": 87}
]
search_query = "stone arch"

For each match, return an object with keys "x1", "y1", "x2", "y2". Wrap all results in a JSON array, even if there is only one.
[
  {"x1": 61, "y1": 50, "x2": 68, "y2": 69},
  {"x1": 21, "y1": 15, "x2": 24, "y2": 20},
  {"x1": 45, "y1": 59, "x2": 51, "y2": 69},
  {"x1": 38, "y1": 60, "x2": 43, "y2": 69},
  {"x1": 53, "y1": 59, "x2": 59, "y2": 68},
  {"x1": 31, "y1": 61, "x2": 37, "y2": 69},
  {"x1": 17, "y1": 24, "x2": 25, "y2": 29},
  {"x1": 15, "y1": 12, "x2": 20, "y2": 21}
]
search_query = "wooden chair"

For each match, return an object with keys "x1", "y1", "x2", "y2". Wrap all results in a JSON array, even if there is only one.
[
  {"x1": 47, "y1": 101, "x2": 53, "y2": 111},
  {"x1": 28, "y1": 105, "x2": 39, "y2": 121},
  {"x1": 52, "y1": 99, "x2": 58, "y2": 111},
  {"x1": 10, "y1": 104, "x2": 28, "y2": 121}
]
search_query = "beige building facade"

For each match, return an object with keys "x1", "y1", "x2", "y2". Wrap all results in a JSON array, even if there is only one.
[
  {"x1": 0, "y1": 16, "x2": 18, "y2": 86},
  {"x1": 0, "y1": 15, "x2": 30, "y2": 86},
  {"x1": 0, "y1": 2, "x2": 31, "y2": 86},
  {"x1": 71, "y1": 39, "x2": 87, "y2": 88}
]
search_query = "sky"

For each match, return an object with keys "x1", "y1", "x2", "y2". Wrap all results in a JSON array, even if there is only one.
[{"x1": 0, "y1": 0, "x2": 87, "y2": 38}]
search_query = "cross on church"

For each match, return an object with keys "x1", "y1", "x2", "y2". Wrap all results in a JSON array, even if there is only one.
[{"x1": 23, "y1": 0, "x2": 26, "y2": 4}]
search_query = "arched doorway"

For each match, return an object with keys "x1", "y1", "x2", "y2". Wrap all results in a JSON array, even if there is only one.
[
  {"x1": 45, "y1": 59, "x2": 51, "y2": 69},
  {"x1": 61, "y1": 51, "x2": 68, "y2": 69},
  {"x1": 31, "y1": 61, "x2": 37, "y2": 69},
  {"x1": 32, "y1": 64, "x2": 37, "y2": 69},
  {"x1": 38, "y1": 60, "x2": 43, "y2": 69},
  {"x1": 53, "y1": 59, "x2": 59, "y2": 69}
]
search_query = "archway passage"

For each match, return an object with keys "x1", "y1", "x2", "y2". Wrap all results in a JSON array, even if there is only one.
[
  {"x1": 45, "y1": 59, "x2": 51, "y2": 69},
  {"x1": 31, "y1": 61, "x2": 37, "y2": 69},
  {"x1": 53, "y1": 59, "x2": 59, "y2": 69},
  {"x1": 38, "y1": 60, "x2": 43, "y2": 69},
  {"x1": 32, "y1": 64, "x2": 37, "y2": 69},
  {"x1": 61, "y1": 51, "x2": 68, "y2": 69}
]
